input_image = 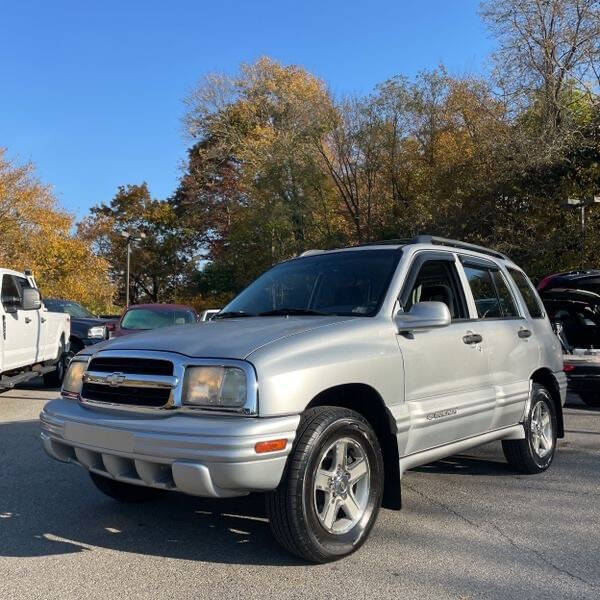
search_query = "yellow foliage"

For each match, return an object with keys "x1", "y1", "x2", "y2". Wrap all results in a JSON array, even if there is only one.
[{"x1": 0, "y1": 149, "x2": 115, "y2": 312}]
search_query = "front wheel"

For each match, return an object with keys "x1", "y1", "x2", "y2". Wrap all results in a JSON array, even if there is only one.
[
  {"x1": 266, "y1": 407, "x2": 384, "y2": 563},
  {"x1": 43, "y1": 341, "x2": 67, "y2": 387},
  {"x1": 502, "y1": 383, "x2": 557, "y2": 473}
]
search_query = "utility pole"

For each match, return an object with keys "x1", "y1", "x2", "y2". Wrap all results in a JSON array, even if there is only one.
[
  {"x1": 121, "y1": 231, "x2": 146, "y2": 307},
  {"x1": 562, "y1": 197, "x2": 600, "y2": 270}
]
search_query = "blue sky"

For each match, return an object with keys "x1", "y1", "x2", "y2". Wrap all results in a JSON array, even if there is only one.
[{"x1": 0, "y1": 1, "x2": 494, "y2": 221}]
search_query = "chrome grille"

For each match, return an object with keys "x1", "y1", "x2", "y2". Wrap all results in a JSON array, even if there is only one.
[
  {"x1": 81, "y1": 354, "x2": 177, "y2": 408},
  {"x1": 88, "y1": 357, "x2": 173, "y2": 376}
]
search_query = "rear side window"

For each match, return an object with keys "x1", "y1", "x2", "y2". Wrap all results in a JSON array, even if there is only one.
[
  {"x1": 508, "y1": 268, "x2": 545, "y2": 318},
  {"x1": 490, "y1": 270, "x2": 519, "y2": 317},
  {"x1": 463, "y1": 266, "x2": 502, "y2": 318}
]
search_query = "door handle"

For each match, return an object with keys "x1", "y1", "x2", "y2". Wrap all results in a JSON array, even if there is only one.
[
  {"x1": 25, "y1": 317, "x2": 32, "y2": 324},
  {"x1": 518, "y1": 328, "x2": 532, "y2": 339},
  {"x1": 41, "y1": 316, "x2": 46, "y2": 323},
  {"x1": 463, "y1": 332, "x2": 483, "y2": 344}
]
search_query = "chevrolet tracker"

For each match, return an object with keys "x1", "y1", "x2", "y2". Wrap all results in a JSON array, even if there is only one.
[{"x1": 40, "y1": 236, "x2": 566, "y2": 563}]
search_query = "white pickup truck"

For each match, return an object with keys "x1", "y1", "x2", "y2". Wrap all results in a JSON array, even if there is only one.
[{"x1": 0, "y1": 268, "x2": 70, "y2": 390}]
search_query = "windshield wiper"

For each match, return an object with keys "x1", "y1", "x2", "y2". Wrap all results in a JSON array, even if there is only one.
[
  {"x1": 257, "y1": 308, "x2": 330, "y2": 316},
  {"x1": 214, "y1": 311, "x2": 257, "y2": 319}
]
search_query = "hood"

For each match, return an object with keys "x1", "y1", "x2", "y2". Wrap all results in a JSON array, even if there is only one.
[
  {"x1": 71, "y1": 317, "x2": 109, "y2": 327},
  {"x1": 83, "y1": 316, "x2": 355, "y2": 360}
]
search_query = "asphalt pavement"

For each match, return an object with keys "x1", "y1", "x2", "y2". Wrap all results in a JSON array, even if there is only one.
[{"x1": 0, "y1": 382, "x2": 598, "y2": 600}]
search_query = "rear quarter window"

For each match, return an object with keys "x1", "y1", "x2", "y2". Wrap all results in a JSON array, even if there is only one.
[{"x1": 508, "y1": 268, "x2": 545, "y2": 319}]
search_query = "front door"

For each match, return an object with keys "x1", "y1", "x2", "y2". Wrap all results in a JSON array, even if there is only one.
[
  {"x1": 1, "y1": 274, "x2": 40, "y2": 370},
  {"x1": 396, "y1": 252, "x2": 495, "y2": 456}
]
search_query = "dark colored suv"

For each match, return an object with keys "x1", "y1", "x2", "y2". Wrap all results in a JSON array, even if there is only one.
[
  {"x1": 539, "y1": 272, "x2": 600, "y2": 407},
  {"x1": 43, "y1": 299, "x2": 109, "y2": 358}
]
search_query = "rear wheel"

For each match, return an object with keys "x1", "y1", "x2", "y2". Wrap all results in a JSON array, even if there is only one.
[
  {"x1": 89, "y1": 472, "x2": 163, "y2": 503},
  {"x1": 502, "y1": 383, "x2": 557, "y2": 473},
  {"x1": 266, "y1": 407, "x2": 384, "y2": 563},
  {"x1": 579, "y1": 392, "x2": 600, "y2": 408}
]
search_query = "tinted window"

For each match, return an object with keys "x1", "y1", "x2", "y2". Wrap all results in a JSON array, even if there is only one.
[
  {"x1": 464, "y1": 266, "x2": 502, "y2": 318},
  {"x1": 221, "y1": 250, "x2": 400, "y2": 317},
  {"x1": 121, "y1": 308, "x2": 196, "y2": 330},
  {"x1": 1, "y1": 275, "x2": 19, "y2": 303},
  {"x1": 508, "y1": 268, "x2": 544, "y2": 318},
  {"x1": 490, "y1": 270, "x2": 519, "y2": 317},
  {"x1": 404, "y1": 260, "x2": 467, "y2": 319}
]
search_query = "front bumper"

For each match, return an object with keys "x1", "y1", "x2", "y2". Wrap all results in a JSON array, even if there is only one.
[{"x1": 40, "y1": 398, "x2": 299, "y2": 498}]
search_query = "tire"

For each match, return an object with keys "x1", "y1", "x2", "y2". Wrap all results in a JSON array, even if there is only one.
[
  {"x1": 266, "y1": 406, "x2": 384, "y2": 563},
  {"x1": 502, "y1": 383, "x2": 557, "y2": 474},
  {"x1": 43, "y1": 340, "x2": 66, "y2": 387},
  {"x1": 579, "y1": 392, "x2": 600, "y2": 408},
  {"x1": 89, "y1": 472, "x2": 163, "y2": 503}
]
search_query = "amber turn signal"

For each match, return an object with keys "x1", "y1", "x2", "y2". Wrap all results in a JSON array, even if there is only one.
[{"x1": 255, "y1": 439, "x2": 287, "y2": 453}]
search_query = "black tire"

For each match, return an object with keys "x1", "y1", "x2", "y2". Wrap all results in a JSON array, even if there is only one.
[
  {"x1": 579, "y1": 392, "x2": 600, "y2": 408},
  {"x1": 43, "y1": 340, "x2": 66, "y2": 387},
  {"x1": 502, "y1": 383, "x2": 557, "y2": 474},
  {"x1": 266, "y1": 406, "x2": 384, "y2": 563},
  {"x1": 89, "y1": 472, "x2": 163, "y2": 503}
]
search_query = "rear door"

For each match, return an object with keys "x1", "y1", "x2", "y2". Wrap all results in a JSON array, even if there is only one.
[
  {"x1": 397, "y1": 251, "x2": 495, "y2": 456},
  {"x1": 458, "y1": 258, "x2": 537, "y2": 430}
]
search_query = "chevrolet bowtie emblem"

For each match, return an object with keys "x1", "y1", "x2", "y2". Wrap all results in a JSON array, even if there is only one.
[{"x1": 105, "y1": 372, "x2": 126, "y2": 387}]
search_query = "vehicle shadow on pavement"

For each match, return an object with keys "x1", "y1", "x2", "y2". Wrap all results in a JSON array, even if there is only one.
[
  {"x1": 0, "y1": 420, "x2": 304, "y2": 565},
  {"x1": 411, "y1": 454, "x2": 513, "y2": 477}
]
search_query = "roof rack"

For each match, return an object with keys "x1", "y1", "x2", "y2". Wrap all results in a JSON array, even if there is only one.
[{"x1": 367, "y1": 235, "x2": 509, "y2": 260}]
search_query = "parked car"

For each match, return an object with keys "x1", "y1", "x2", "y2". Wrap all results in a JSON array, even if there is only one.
[
  {"x1": 110, "y1": 303, "x2": 199, "y2": 338},
  {"x1": 1, "y1": 268, "x2": 70, "y2": 389},
  {"x1": 41, "y1": 236, "x2": 565, "y2": 562},
  {"x1": 539, "y1": 280, "x2": 600, "y2": 407},
  {"x1": 43, "y1": 299, "x2": 109, "y2": 359}
]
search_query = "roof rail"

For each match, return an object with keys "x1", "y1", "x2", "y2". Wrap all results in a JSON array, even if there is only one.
[{"x1": 366, "y1": 235, "x2": 508, "y2": 260}]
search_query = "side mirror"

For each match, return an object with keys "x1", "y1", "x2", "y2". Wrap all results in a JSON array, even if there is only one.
[
  {"x1": 394, "y1": 301, "x2": 451, "y2": 333},
  {"x1": 21, "y1": 287, "x2": 41, "y2": 311}
]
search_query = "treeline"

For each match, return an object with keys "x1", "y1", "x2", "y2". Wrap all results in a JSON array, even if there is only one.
[{"x1": 6, "y1": 0, "x2": 600, "y2": 311}]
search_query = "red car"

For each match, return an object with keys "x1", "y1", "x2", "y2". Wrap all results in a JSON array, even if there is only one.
[{"x1": 108, "y1": 303, "x2": 199, "y2": 338}]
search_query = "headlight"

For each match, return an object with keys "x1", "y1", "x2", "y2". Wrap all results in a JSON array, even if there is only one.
[
  {"x1": 87, "y1": 326, "x2": 106, "y2": 339},
  {"x1": 61, "y1": 360, "x2": 87, "y2": 398},
  {"x1": 182, "y1": 366, "x2": 247, "y2": 409}
]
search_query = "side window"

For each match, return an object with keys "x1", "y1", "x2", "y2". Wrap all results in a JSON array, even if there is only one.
[
  {"x1": 508, "y1": 268, "x2": 545, "y2": 319},
  {"x1": 1, "y1": 275, "x2": 20, "y2": 305},
  {"x1": 404, "y1": 260, "x2": 467, "y2": 320},
  {"x1": 490, "y1": 270, "x2": 519, "y2": 318},
  {"x1": 15, "y1": 277, "x2": 32, "y2": 292},
  {"x1": 463, "y1": 265, "x2": 502, "y2": 318}
]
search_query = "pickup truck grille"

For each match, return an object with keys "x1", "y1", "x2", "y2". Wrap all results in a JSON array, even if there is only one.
[{"x1": 81, "y1": 355, "x2": 176, "y2": 408}]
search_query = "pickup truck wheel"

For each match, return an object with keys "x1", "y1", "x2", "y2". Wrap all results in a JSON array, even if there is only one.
[
  {"x1": 502, "y1": 384, "x2": 557, "y2": 474},
  {"x1": 266, "y1": 407, "x2": 384, "y2": 563},
  {"x1": 89, "y1": 472, "x2": 163, "y2": 503},
  {"x1": 42, "y1": 341, "x2": 66, "y2": 387},
  {"x1": 579, "y1": 392, "x2": 600, "y2": 408}
]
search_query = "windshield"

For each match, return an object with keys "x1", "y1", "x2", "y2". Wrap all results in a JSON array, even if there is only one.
[
  {"x1": 221, "y1": 249, "x2": 400, "y2": 317},
  {"x1": 121, "y1": 307, "x2": 197, "y2": 330},
  {"x1": 44, "y1": 299, "x2": 94, "y2": 318}
]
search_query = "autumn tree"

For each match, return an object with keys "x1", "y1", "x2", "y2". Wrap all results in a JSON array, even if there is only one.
[
  {"x1": 0, "y1": 148, "x2": 114, "y2": 312},
  {"x1": 78, "y1": 183, "x2": 193, "y2": 305}
]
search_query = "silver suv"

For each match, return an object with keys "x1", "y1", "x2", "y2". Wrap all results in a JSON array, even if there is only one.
[{"x1": 41, "y1": 236, "x2": 566, "y2": 563}]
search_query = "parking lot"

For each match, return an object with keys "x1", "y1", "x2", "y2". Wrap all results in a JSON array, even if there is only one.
[{"x1": 0, "y1": 384, "x2": 597, "y2": 600}]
